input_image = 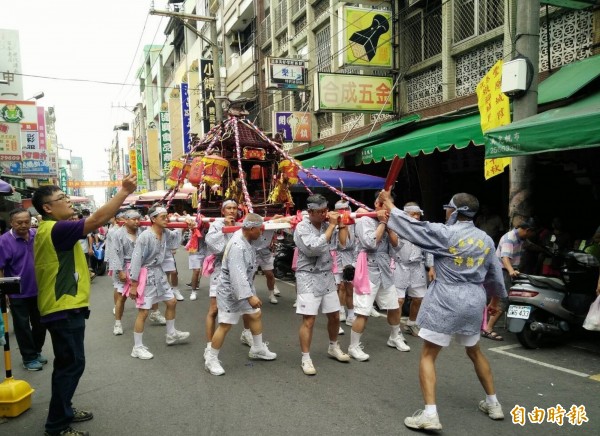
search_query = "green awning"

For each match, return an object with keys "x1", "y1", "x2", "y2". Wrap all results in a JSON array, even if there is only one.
[
  {"x1": 484, "y1": 91, "x2": 600, "y2": 158},
  {"x1": 302, "y1": 114, "x2": 420, "y2": 169},
  {"x1": 538, "y1": 54, "x2": 600, "y2": 105},
  {"x1": 292, "y1": 145, "x2": 325, "y2": 159},
  {"x1": 356, "y1": 113, "x2": 484, "y2": 165}
]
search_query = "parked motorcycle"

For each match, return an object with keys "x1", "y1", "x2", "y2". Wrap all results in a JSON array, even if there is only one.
[
  {"x1": 507, "y1": 251, "x2": 599, "y2": 349},
  {"x1": 273, "y1": 231, "x2": 295, "y2": 280}
]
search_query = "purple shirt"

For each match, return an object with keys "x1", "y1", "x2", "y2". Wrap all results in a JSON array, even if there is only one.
[{"x1": 0, "y1": 229, "x2": 38, "y2": 298}]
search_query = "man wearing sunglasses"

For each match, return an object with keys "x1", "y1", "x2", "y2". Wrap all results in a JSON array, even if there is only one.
[{"x1": 32, "y1": 174, "x2": 137, "y2": 436}]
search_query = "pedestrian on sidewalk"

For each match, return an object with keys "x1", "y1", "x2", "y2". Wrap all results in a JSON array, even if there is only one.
[
  {"x1": 32, "y1": 173, "x2": 137, "y2": 436},
  {"x1": 0, "y1": 207, "x2": 47, "y2": 371},
  {"x1": 379, "y1": 190, "x2": 506, "y2": 432}
]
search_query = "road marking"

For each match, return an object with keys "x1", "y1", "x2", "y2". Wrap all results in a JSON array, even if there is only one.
[{"x1": 489, "y1": 344, "x2": 593, "y2": 378}]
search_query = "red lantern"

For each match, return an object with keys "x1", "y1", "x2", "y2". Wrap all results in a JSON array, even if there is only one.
[{"x1": 188, "y1": 157, "x2": 205, "y2": 186}]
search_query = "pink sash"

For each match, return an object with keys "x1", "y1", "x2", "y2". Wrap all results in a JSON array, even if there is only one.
[
  {"x1": 353, "y1": 251, "x2": 371, "y2": 295},
  {"x1": 291, "y1": 247, "x2": 299, "y2": 271},
  {"x1": 330, "y1": 250, "x2": 339, "y2": 274},
  {"x1": 202, "y1": 254, "x2": 216, "y2": 277},
  {"x1": 123, "y1": 266, "x2": 148, "y2": 307}
]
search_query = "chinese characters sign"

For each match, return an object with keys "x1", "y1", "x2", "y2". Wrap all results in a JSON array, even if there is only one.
[
  {"x1": 265, "y1": 57, "x2": 307, "y2": 90},
  {"x1": 273, "y1": 112, "x2": 311, "y2": 142},
  {"x1": 0, "y1": 100, "x2": 37, "y2": 130},
  {"x1": 0, "y1": 122, "x2": 21, "y2": 161},
  {"x1": 59, "y1": 167, "x2": 68, "y2": 193},
  {"x1": 22, "y1": 106, "x2": 50, "y2": 177},
  {"x1": 314, "y1": 73, "x2": 394, "y2": 112},
  {"x1": 159, "y1": 111, "x2": 172, "y2": 176},
  {"x1": 340, "y1": 7, "x2": 392, "y2": 68},
  {"x1": 180, "y1": 82, "x2": 192, "y2": 154},
  {"x1": 510, "y1": 404, "x2": 588, "y2": 427},
  {"x1": 0, "y1": 30, "x2": 24, "y2": 97},
  {"x1": 477, "y1": 60, "x2": 511, "y2": 180},
  {"x1": 200, "y1": 59, "x2": 217, "y2": 133},
  {"x1": 67, "y1": 180, "x2": 121, "y2": 188},
  {"x1": 135, "y1": 141, "x2": 145, "y2": 190}
]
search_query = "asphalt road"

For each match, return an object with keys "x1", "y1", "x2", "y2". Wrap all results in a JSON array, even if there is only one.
[{"x1": 2, "y1": 250, "x2": 599, "y2": 435}]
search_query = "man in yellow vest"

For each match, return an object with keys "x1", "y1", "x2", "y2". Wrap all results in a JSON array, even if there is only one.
[{"x1": 32, "y1": 174, "x2": 137, "y2": 436}]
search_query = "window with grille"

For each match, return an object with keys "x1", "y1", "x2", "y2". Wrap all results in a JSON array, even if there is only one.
[
  {"x1": 313, "y1": 0, "x2": 329, "y2": 22},
  {"x1": 315, "y1": 25, "x2": 332, "y2": 72},
  {"x1": 316, "y1": 113, "x2": 333, "y2": 138},
  {"x1": 453, "y1": 0, "x2": 503, "y2": 44},
  {"x1": 275, "y1": 0, "x2": 288, "y2": 31},
  {"x1": 403, "y1": 2, "x2": 442, "y2": 66}
]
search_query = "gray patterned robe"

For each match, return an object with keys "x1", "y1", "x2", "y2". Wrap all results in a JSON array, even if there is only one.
[
  {"x1": 354, "y1": 217, "x2": 395, "y2": 289},
  {"x1": 109, "y1": 227, "x2": 140, "y2": 286},
  {"x1": 216, "y1": 230, "x2": 257, "y2": 313},
  {"x1": 129, "y1": 229, "x2": 179, "y2": 298},
  {"x1": 205, "y1": 220, "x2": 233, "y2": 292},
  {"x1": 387, "y1": 209, "x2": 506, "y2": 335},
  {"x1": 293, "y1": 217, "x2": 337, "y2": 297}
]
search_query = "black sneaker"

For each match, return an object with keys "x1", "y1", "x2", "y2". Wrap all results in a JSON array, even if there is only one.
[
  {"x1": 44, "y1": 427, "x2": 90, "y2": 436},
  {"x1": 72, "y1": 408, "x2": 94, "y2": 423}
]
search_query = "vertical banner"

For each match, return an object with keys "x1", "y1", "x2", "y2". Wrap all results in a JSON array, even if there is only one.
[
  {"x1": 159, "y1": 111, "x2": 172, "y2": 175},
  {"x1": 129, "y1": 148, "x2": 137, "y2": 176},
  {"x1": 135, "y1": 141, "x2": 146, "y2": 190},
  {"x1": 180, "y1": 82, "x2": 192, "y2": 154},
  {"x1": 0, "y1": 121, "x2": 21, "y2": 161},
  {"x1": 200, "y1": 59, "x2": 217, "y2": 133},
  {"x1": 477, "y1": 60, "x2": 511, "y2": 180},
  {"x1": 21, "y1": 106, "x2": 50, "y2": 177},
  {"x1": 59, "y1": 167, "x2": 68, "y2": 192}
]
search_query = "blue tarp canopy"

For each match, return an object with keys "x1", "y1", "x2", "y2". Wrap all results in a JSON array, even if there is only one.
[{"x1": 296, "y1": 169, "x2": 385, "y2": 191}]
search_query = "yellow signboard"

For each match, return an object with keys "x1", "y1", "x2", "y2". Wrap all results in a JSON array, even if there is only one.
[
  {"x1": 129, "y1": 149, "x2": 137, "y2": 176},
  {"x1": 315, "y1": 73, "x2": 394, "y2": 112},
  {"x1": 341, "y1": 7, "x2": 392, "y2": 68},
  {"x1": 476, "y1": 60, "x2": 511, "y2": 180}
]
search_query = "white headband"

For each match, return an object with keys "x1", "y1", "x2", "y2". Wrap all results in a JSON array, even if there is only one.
[
  {"x1": 242, "y1": 217, "x2": 263, "y2": 228},
  {"x1": 123, "y1": 210, "x2": 141, "y2": 219},
  {"x1": 222, "y1": 200, "x2": 238, "y2": 209},
  {"x1": 307, "y1": 201, "x2": 328, "y2": 210},
  {"x1": 404, "y1": 205, "x2": 424, "y2": 215},
  {"x1": 149, "y1": 207, "x2": 168, "y2": 218},
  {"x1": 335, "y1": 201, "x2": 350, "y2": 211}
]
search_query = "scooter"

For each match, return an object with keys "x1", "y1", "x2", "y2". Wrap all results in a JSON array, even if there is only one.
[
  {"x1": 507, "y1": 251, "x2": 599, "y2": 349},
  {"x1": 273, "y1": 231, "x2": 296, "y2": 280}
]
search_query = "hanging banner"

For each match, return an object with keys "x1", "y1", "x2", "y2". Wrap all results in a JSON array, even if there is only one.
[
  {"x1": 67, "y1": 180, "x2": 121, "y2": 188},
  {"x1": 129, "y1": 148, "x2": 137, "y2": 176},
  {"x1": 477, "y1": 60, "x2": 511, "y2": 180},
  {"x1": 159, "y1": 111, "x2": 172, "y2": 176},
  {"x1": 180, "y1": 82, "x2": 192, "y2": 154},
  {"x1": 273, "y1": 112, "x2": 311, "y2": 142},
  {"x1": 21, "y1": 106, "x2": 50, "y2": 177},
  {"x1": 135, "y1": 141, "x2": 145, "y2": 189},
  {"x1": 200, "y1": 59, "x2": 217, "y2": 133}
]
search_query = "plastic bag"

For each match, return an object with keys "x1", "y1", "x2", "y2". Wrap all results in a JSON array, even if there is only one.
[
  {"x1": 583, "y1": 296, "x2": 600, "y2": 331},
  {"x1": 353, "y1": 251, "x2": 371, "y2": 295}
]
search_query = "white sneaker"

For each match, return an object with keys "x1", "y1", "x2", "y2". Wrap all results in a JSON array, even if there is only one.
[
  {"x1": 190, "y1": 291, "x2": 198, "y2": 301},
  {"x1": 293, "y1": 300, "x2": 297, "y2": 308},
  {"x1": 240, "y1": 330, "x2": 253, "y2": 347},
  {"x1": 328, "y1": 343, "x2": 351, "y2": 362},
  {"x1": 339, "y1": 309, "x2": 346, "y2": 322},
  {"x1": 404, "y1": 410, "x2": 442, "y2": 431},
  {"x1": 131, "y1": 345, "x2": 153, "y2": 360},
  {"x1": 149, "y1": 311, "x2": 166, "y2": 325},
  {"x1": 370, "y1": 307, "x2": 383, "y2": 317},
  {"x1": 478, "y1": 400, "x2": 505, "y2": 420},
  {"x1": 173, "y1": 288, "x2": 184, "y2": 301},
  {"x1": 338, "y1": 326, "x2": 345, "y2": 335},
  {"x1": 269, "y1": 295, "x2": 278, "y2": 304},
  {"x1": 273, "y1": 287, "x2": 281, "y2": 296},
  {"x1": 387, "y1": 334, "x2": 411, "y2": 352},
  {"x1": 301, "y1": 359, "x2": 317, "y2": 375},
  {"x1": 113, "y1": 324, "x2": 123, "y2": 336},
  {"x1": 112, "y1": 306, "x2": 116, "y2": 315},
  {"x1": 249, "y1": 343, "x2": 277, "y2": 360},
  {"x1": 345, "y1": 315, "x2": 356, "y2": 327},
  {"x1": 166, "y1": 330, "x2": 190, "y2": 345},
  {"x1": 203, "y1": 347, "x2": 210, "y2": 360},
  {"x1": 205, "y1": 356, "x2": 225, "y2": 376},
  {"x1": 348, "y1": 343, "x2": 370, "y2": 361}
]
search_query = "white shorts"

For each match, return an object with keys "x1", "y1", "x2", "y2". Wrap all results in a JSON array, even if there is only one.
[
  {"x1": 396, "y1": 285, "x2": 428, "y2": 299},
  {"x1": 114, "y1": 282, "x2": 125, "y2": 295},
  {"x1": 353, "y1": 283, "x2": 399, "y2": 316},
  {"x1": 419, "y1": 328, "x2": 480, "y2": 347},
  {"x1": 296, "y1": 291, "x2": 341, "y2": 316},
  {"x1": 137, "y1": 288, "x2": 175, "y2": 310},
  {"x1": 188, "y1": 253, "x2": 205, "y2": 270},
  {"x1": 217, "y1": 307, "x2": 260, "y2": 325},
  {"x1": 256, "y1": 253, "x2": 274, "y2": 271},
  {"x1": 161, "y1": 253, "x2": 176, "y2": 272}
]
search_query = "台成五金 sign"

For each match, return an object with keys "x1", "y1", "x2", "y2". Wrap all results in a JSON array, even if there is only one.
[{"x1": 314, "y1": 73, "x2": 394, "y2": 112}]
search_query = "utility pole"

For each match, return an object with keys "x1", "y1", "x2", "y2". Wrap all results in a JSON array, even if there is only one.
[
  {"x1": 149, "y1": 7, "x2": 223, "y2": 122},
  {"x1": 508, "y1": 0, "x2": 540, "y2": 224}
]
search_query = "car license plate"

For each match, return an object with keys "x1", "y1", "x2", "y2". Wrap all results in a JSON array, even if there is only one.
[{"x1": 507, "y1": 305, "x2": 531, "y2": 319}]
